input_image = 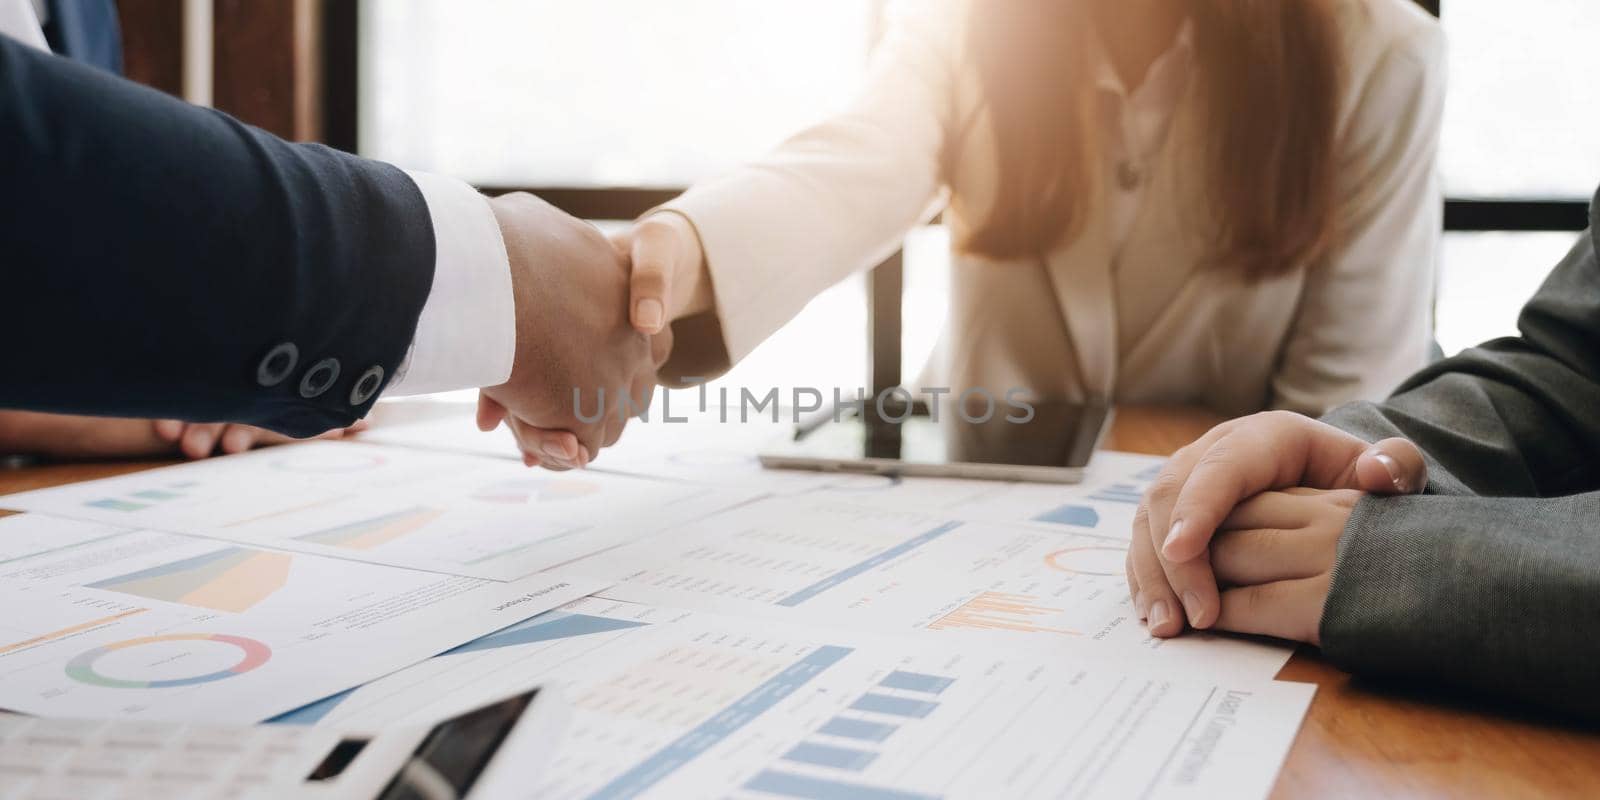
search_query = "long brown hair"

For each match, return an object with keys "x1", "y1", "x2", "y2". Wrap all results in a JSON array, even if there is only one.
[{"x1": 956, "y1": 0, "x2": 1343, "y2": 280}]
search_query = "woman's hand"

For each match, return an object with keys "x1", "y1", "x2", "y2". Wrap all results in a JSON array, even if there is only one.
[
  {"x1": 1206, "y1": 487, "x2": 1358, "y2": 644},
  {"x1": 153, "y1": 419, "x2": 368, "y2": 459},
  {"x1": 1126, "y1": 410, "x2": 1429, "y2": 637},
  {"x1": 617, "y1": 211, "x2": 714, "y2": 335}
]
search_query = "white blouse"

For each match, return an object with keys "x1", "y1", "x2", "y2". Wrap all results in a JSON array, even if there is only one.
[{"x1": 663, "y1": 0, "x2": 1445, "y2": 417}]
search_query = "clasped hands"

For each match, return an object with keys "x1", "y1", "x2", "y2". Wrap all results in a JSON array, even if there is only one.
[
  {"x1": 1125, "y1": 410, "x2": 1430, "y2": 645},
  {"x1": 473, "y1": 199, "x2": 704, "y2": 470}
]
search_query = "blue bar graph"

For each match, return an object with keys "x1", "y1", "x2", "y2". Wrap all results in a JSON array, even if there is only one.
[
  {"x1": 584, "y1": 645, "x2": 853, "y2": 800},
  {"x1": 775, "y1": 522, "x2": 964, "y2": 607},
  {"x1": 850, "y1": 693, "x2": 939, "y2": 718},
  {"x1": 818, "y1": 717, "x2": 899, "y2": 743},
  {"x1": 1031, "y1": 504, "x2": 1100, "y2": 528},
  {"x1": 782, "y1": 742, "x2": 878, "y2": 771},
  {"x1": 744, "y1": 770, "x2": 942, "y2": 800},
  {"x1": 878, "y1": 671, "x2": 954, "y2": 694}
]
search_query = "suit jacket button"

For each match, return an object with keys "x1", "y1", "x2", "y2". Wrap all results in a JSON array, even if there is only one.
[
  {"x1": 299, "y1": 358, "x2": 341, "y2": 399},
  {"x1": 350, "y1": 366, "x2": 385, "y2": 406},
  {"x1": 257, "y1": 343, "x2": 299, "y2": 387}
]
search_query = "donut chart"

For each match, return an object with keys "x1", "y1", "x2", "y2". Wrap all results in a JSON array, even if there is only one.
[
  {"x1": 1042, "y1": 545, "x2": 1127, "y2": 577},
  {"x1": 65, "y1": 634, "x2": 271, "y2": 689}
]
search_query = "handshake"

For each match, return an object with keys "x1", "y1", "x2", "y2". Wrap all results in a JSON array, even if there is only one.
[{"x1": 476, "y1": 194, "x2": 708, "y2": 470}]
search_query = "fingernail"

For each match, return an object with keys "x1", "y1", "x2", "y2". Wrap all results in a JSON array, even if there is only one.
[
  {"x1": 1149, "y1": 600, "x2": 1172, "y2": 631},
  {"x1": 1161, "y1": 520, "x2": 1185, "y2": 556},
  {"x1": 1182, "y1": 591, "x2": 1203, "y2": 627},
  {"x1": 522, "y1": 453, "x2": 537, "y2": 468},
  {"x1": 1372, "y1": 451, "x2": 1407, "y2": 493},
  {"x1": 635, "y1": 298, "x2": 664, "y2": 332}
]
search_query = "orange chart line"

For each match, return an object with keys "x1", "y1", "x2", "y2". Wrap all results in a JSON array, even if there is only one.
[{"x1": 0, "y1": 608, "x2": 148, "y2": 655}]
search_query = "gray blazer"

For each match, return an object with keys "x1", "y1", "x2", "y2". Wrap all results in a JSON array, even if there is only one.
[{"x1": 1318, "y1": 187, "x2": 1600, "y2": 720}]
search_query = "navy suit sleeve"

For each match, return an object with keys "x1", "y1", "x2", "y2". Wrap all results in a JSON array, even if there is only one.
[{"x1": 0, "y1": 33, "x2": 436, "y2": 437}]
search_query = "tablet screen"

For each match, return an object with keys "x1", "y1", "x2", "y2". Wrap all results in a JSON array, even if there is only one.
[{"x1": 775, "y1": 398, "x2": 1109, "y2": 471}]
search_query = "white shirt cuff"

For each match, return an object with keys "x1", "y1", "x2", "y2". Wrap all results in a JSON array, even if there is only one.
[
  {"x1": 385, "y1": 171, "x2": 517, "y2": 396},
  {"x1": 2, "y1": 0, "x2": 52, "y2": 51}
]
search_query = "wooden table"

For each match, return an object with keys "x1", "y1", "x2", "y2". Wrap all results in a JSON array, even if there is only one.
[{"x1": 4, "y1": 403, "x2": 1598, "y2": 797}]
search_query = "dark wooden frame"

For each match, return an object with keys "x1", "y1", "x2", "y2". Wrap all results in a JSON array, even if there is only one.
[{"x1": 116, "y1": 0, "x2": 185, "y2": 97}]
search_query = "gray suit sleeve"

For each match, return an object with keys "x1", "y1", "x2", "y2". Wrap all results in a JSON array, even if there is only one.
[{"x1": 1316, "y1": 191, "x2": 1600, "y2": 718}]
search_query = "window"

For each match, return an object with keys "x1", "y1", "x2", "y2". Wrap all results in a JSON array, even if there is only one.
[
  {"x1": 360, "y1": 1, "x2": 871, "y2": 188},
  {"x1": 358, "y1": 2, "x2": 1597, "y2": 403},
  {"x1": 1435, "y1": 1, "x2": 1597, "y2": 354},
  {"x1": 361, "y1": 0, "x2": 876, "y2": 402},
  {"x1": 1438, "y1": 0, "x2": 1600, "y2": 199}
]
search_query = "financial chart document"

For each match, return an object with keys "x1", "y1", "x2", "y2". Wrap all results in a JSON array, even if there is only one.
[
  {"x1": 0, "y1": 441, "x2": 756, "y2": 580},
  {"x1": 277, "y1": 599, "x2": 1314, "y2": 800},
  {"x1": 362, "y1": 412, "x2": 835, "y2": 490},
  {"x1": 0, "y1": 515, "x2": 600, "y2": 722},
  {"x1": 575, "y1": 497, "x2": 1290, "y2": 681},
  {"x1": 365, "y1": 415, "x2": 1171, "y2": 529}
]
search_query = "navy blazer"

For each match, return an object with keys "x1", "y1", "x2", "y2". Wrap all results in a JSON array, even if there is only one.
[{"x1": 0, "y1": 33, "x2": 436, "y2": 437}]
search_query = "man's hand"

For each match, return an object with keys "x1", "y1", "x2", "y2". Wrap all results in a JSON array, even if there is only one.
[
  {"x1": 484, "y1": 210, "x2": 707, "y2": 467},
  {"x1": 477, "y1": 193, "x2": 662, "y2": 469},
  {"x1": 0, "y1": 412, "x2": 363, "y2": 460},
  {"x1": 1126, "y1": 411, "x2": 1429, "y2": 637},
  {"x1": 154, "y1": 419, "x2": 366, "y2": 459}
]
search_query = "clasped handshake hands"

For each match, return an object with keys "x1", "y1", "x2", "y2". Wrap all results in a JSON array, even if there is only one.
[
  {"x1": 1124, "y1": 411, "x2": 1430, "y2": 645},
  {"x1": 473, "y1": 194, "x2": 704, "y2": 470}
]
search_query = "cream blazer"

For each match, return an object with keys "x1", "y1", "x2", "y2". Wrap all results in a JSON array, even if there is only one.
[{"x1": 662, "y1": 0, "x2": 1445, "y2": 417}]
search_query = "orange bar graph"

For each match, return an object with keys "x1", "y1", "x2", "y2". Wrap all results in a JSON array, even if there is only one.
[{"x1": 928, "y1": 591, "x2": 1078, "y2": 635}]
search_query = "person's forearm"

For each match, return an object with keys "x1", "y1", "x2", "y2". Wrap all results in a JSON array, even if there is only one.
[
  {"x1": 1322, "y1": 491, "x2": 1600, "y2": 720},
  {"x1": 0, "y1": 34, "x2": 433, "y2": 435}
]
